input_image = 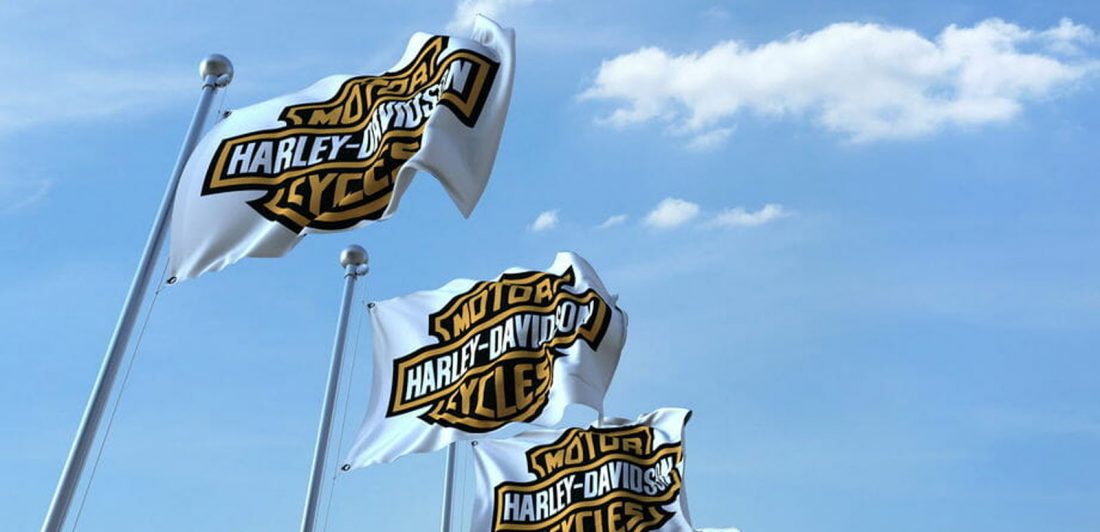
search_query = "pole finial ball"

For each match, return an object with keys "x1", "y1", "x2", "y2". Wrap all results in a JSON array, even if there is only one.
[
  {"x1": 199, "y1": 54, "x2": 234, "y2": 82},
  {"x1": 340, "y1": 245, "x2": 368, "y2": 268}
]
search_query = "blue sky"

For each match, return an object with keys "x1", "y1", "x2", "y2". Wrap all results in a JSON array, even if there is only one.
[{"x1": 2, "y1": 1, "x2": 1099, "y2": 531}]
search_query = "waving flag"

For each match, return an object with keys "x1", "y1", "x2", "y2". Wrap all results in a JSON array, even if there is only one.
[
  {"x1": 167, "y1": 16, "x2": 514, "y2": 281},
  {"x1": 342, "y1": 252, "x2": 627, "y2": 469},
  {"x1": 470, "y1": 408, "x2": 709, "y2": 532}
]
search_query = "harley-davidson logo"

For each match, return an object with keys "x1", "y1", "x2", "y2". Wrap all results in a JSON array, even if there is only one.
[
  {"x1": 201, "y1": 36, "x2": 499, "y2": 232},
  {"x1": 492, "y1": 424, "x2": 684, "y2": 531},
  {"x1": 387, "y1": 267, "x2": 612, "y2": 433}
]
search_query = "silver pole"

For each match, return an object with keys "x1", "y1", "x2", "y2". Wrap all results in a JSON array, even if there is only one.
[
  {"x1": 299, "y1": 245, "x2": 369, "y2": 532},
  {"x1": 41, "y1": 54, "x2": 233, "y2": 532},
  {"x1": 439, "y1": 442, "x2": 458, "y2": 532}
]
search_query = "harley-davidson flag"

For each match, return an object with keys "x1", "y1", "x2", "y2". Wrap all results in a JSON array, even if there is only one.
[
  {"x1": 342, "y1": 252, "x2": 627, "y2": 469},
  {"x1": 470, "y1": 408, "x2": 707, "y2": 532},
  {"x1": 167, "y1": 16, "x2": 514, "y2": 281}
]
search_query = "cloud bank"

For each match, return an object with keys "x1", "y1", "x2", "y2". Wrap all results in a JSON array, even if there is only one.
[{"x1": 582, "y1": 18, "x2": 1098, "y2": 144}]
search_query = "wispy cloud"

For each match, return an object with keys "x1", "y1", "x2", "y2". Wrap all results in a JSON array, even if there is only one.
[
  {"x1": 0, "y1": 67, "x2": 193, "y2": 135},
  {"x1": 710, "y1": 203, "x2": 791, "y2": 227},
  {"x1": 0, "y1": 178, "x2": 54, "y2": 213},
  {"x1": 529, "y1": 209, "x2": 559, "y2": 231},
  {"x1": 685, "y1": 127, "x2": 734, "y2": 151},
  {"x1": 700, "y1": 6, "x2": 732, "y2": 22},
  {"x1": 638, "y1": 199, "x2": 791, "y2": 230},
  {"x1": 644, "y1": 198, "x2": 700, "y2": 228},
  {"x1": 582, "y1": 18, "x2": 1099, "y2": 145},
  {"x1": 596, "y1": 214, "x2": 628, "y2": 229},
  {"x1": 0, "y1": 12, "x2": 197, "y2": 137}
]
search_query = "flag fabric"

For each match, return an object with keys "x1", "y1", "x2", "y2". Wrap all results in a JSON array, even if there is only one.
[
  {"x1": 167, "y1": 16, "x2": 514, "y2": 281},
  {"x1": 342, "y1": 252, "x2": 627, "y2": 469},
  {"x1": 469, "y1": 408, "x2": 701, "y2": 532}
]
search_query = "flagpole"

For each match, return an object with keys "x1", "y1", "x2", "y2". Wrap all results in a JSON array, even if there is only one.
[
  {"x1": 40, "y1": 54, "x2": 233, "y2": 532},
  {"x1": 439, "y1": 442, "x2": 458, "y2": 532},
  {"x1": 299, "y1": 245, "x2": 369, "y2": 532}
]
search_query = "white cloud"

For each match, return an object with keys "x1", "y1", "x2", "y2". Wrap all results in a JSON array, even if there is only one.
[
  {"x1": 1042, "y1": 18, "x2": 1097, "y2": 55},
  {"x1": 710, "y1": 203, "x2": 791, "y2": 227},
  {"x1": 596, "y1": 214, "x2": 628, "y2": 229},
  {"x1": 582, "y1": 18, "x2": 1098, "y2": 144},
  {"x1": 640, "y1": 199, "x2": 790, "y2": 230},
  {"x1": 644, "y1": 198, "x2": 700, "y2": 228},
  {"x1": 529, "y1": 209, "x2": 559, "y2": 231},
  {"x1": 447, "y1": 0, "x2": 536, "y2": 33}
]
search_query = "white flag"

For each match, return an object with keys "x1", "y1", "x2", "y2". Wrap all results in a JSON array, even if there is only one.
[
  {"x1": 343, "y1": 252, "x2": 627, "y2": 469},
  {"x1": 167, "y1": 16, "x2": 514, "y2": 281},
  {"x1": 470, "y1": 408, "x2": 703, "y2": 532}
]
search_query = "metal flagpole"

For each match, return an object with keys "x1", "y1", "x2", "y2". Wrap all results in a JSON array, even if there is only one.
[
  {"x1": 40, "y1": 54, "x2": 233, "y2": 532},
  {"x1": 299, "y1": 245, "x2": 369, "y2": 532},
  {"x1": 439, "y1": 442, "x2": 458, "y2": 532}
]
